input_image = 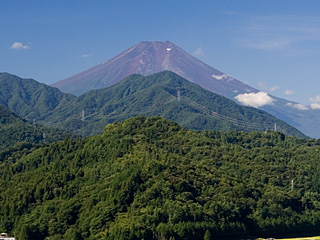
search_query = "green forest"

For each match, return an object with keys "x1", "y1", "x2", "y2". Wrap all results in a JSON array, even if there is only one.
[
  {"x1": 0, "y1": 72, "x2": 306, "y2": 138},
  {"x1": 0, "y1": 105, "x2": 75, "y2": 151},
  {"x1": 0, "y1": 116, "x2": 320, "y2": 239}
]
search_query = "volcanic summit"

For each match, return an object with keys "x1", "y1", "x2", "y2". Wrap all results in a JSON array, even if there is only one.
[{"x1": 52, "y1": 41, "x2": 257, "y2": 96}]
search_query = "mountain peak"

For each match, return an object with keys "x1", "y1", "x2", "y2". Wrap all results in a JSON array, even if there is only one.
[
  {"x1": 135, "y1": 40, "x2": 174, "y2": 46},
  {"x1": 129, "y1": 41, "x2": 177, "y2": 59},
  {"x1": 51, "y1": 41, "x2": 257, "y2": 96}
]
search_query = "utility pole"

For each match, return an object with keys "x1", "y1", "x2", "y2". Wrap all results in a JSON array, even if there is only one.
[{"x1": 274, "y1": 123, "x2": 277, "y2": 132}]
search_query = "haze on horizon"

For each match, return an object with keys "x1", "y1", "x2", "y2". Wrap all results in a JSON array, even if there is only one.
[{"x1": 1, "y1": 0, "x2": 320, "y2": 107}]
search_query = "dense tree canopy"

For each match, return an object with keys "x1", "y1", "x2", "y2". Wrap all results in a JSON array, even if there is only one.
[
  {"x1": 0, "y1": 105, "x2": 75, "y2": 151},
  {"x1": 0, "y1": 116, "x2": 319, "y2": 239}
]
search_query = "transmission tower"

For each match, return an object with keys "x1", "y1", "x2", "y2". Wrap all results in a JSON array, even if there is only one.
[{"x1": 82, "y1": 110, "x2": 85, "y2": 121}]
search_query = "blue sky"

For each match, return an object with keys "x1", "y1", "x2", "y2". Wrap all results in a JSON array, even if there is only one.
[{"x1": 1, "y1": 0, "x2": 320, "y2": 106}]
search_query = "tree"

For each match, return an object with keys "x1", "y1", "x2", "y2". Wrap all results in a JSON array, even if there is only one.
[{"x1": 204, "y1": 230, "x2": 211, "y2": 240}]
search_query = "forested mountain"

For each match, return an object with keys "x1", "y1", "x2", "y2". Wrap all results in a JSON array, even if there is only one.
[
  {"x1": 0, "y1": 72, "x2": 75, "y2": 121},
  {"x1": 0, "y1": 116, "x2": 320, "y2": 240},
  {"x1": 0, "y1": 105, "x2": 75, "y2": 151},
  {"x1": 44, "y1": 71, "x2": 305, "y2": 137},
  {"x1": 0, "y1": 72, "x2": 306, "y2": 138}
]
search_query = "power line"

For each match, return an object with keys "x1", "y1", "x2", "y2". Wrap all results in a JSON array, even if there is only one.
[
  {"x1": 29, "y1": 89, "x2": 287, "y2": 135},
  {"x1": 179, "y1": 94, "x2": 278, "y2": 132},
  {"x1": 37, "y1": 109, "x2": 100, "y2": 128}
]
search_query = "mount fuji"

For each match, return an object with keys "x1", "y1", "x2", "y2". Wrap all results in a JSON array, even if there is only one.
[
  {"x1": 52, "y1": 41, "x2": 257, "y2": 97},
  {"x1": 52, "y1": 41, "x2": 320, "y2": 138}
]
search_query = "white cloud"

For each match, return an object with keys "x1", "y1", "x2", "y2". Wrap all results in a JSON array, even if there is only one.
[
  {"x1": 10, "y1": 42, "x2": 30, "y2": 50},
  {"x1": 234, "y1": 91, "x2": 275, "y2": 108},
  {"x1": 269, "y1": 85, "x2": 279, "y2": 92},
  {"x1": 81, "y1": 53, "x2": 93, "y2": 58},
  {"x1": 194, "y1": 47, "x2": 204, "y2": 56},
  {"x1": 309, "y1": 95, "x2": 320, "y2": 102},
  {"x1": 284, "y1": 89, "x2": 295, "y2": 95},
  {"x1": 311, "y1": 103, "x2": 320, "y2": 110},
  {"x1": 286, "y1": 102, "x2": 309, "y2": 110},
  {"x1": 211, "y1": 73, "x2": 234, "y2": 81}
]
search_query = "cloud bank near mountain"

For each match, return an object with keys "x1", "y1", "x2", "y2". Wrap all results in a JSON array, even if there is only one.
[{"x1": 235, "y1": 92, "x2": 275, "y2": 108}]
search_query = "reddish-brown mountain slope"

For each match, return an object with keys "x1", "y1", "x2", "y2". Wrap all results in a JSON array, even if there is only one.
[{"x1": 51, "y1": 41, "x2": 257, "y2": 96}]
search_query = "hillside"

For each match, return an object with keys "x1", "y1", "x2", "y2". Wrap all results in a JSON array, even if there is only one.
[
  {"x1": 0, "y1": 116, "x2": 320, "y2": 239},
  {"x1": 0, "y1": 105, "x2": 75, "y2": 151},
  {"x1": 0, "y1": 72, "x2": 75, "y2": 121},
  {"x1": 45, "y1": 71, "x2": 305, "y2": 137},
  {"x1": 0, "y1": 72, "x2": 306, "y2": 138}
]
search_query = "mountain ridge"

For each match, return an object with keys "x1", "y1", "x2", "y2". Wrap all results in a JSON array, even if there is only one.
[
  {"x1": 43, "y1": 71, "x2": 306, "y2": 137},
  {"x1": 0, "y1": 71, "x2": 307, "y2": 138},
  {"x1": 0, "y1": 72, "x2": 75, "y2": 121}
]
